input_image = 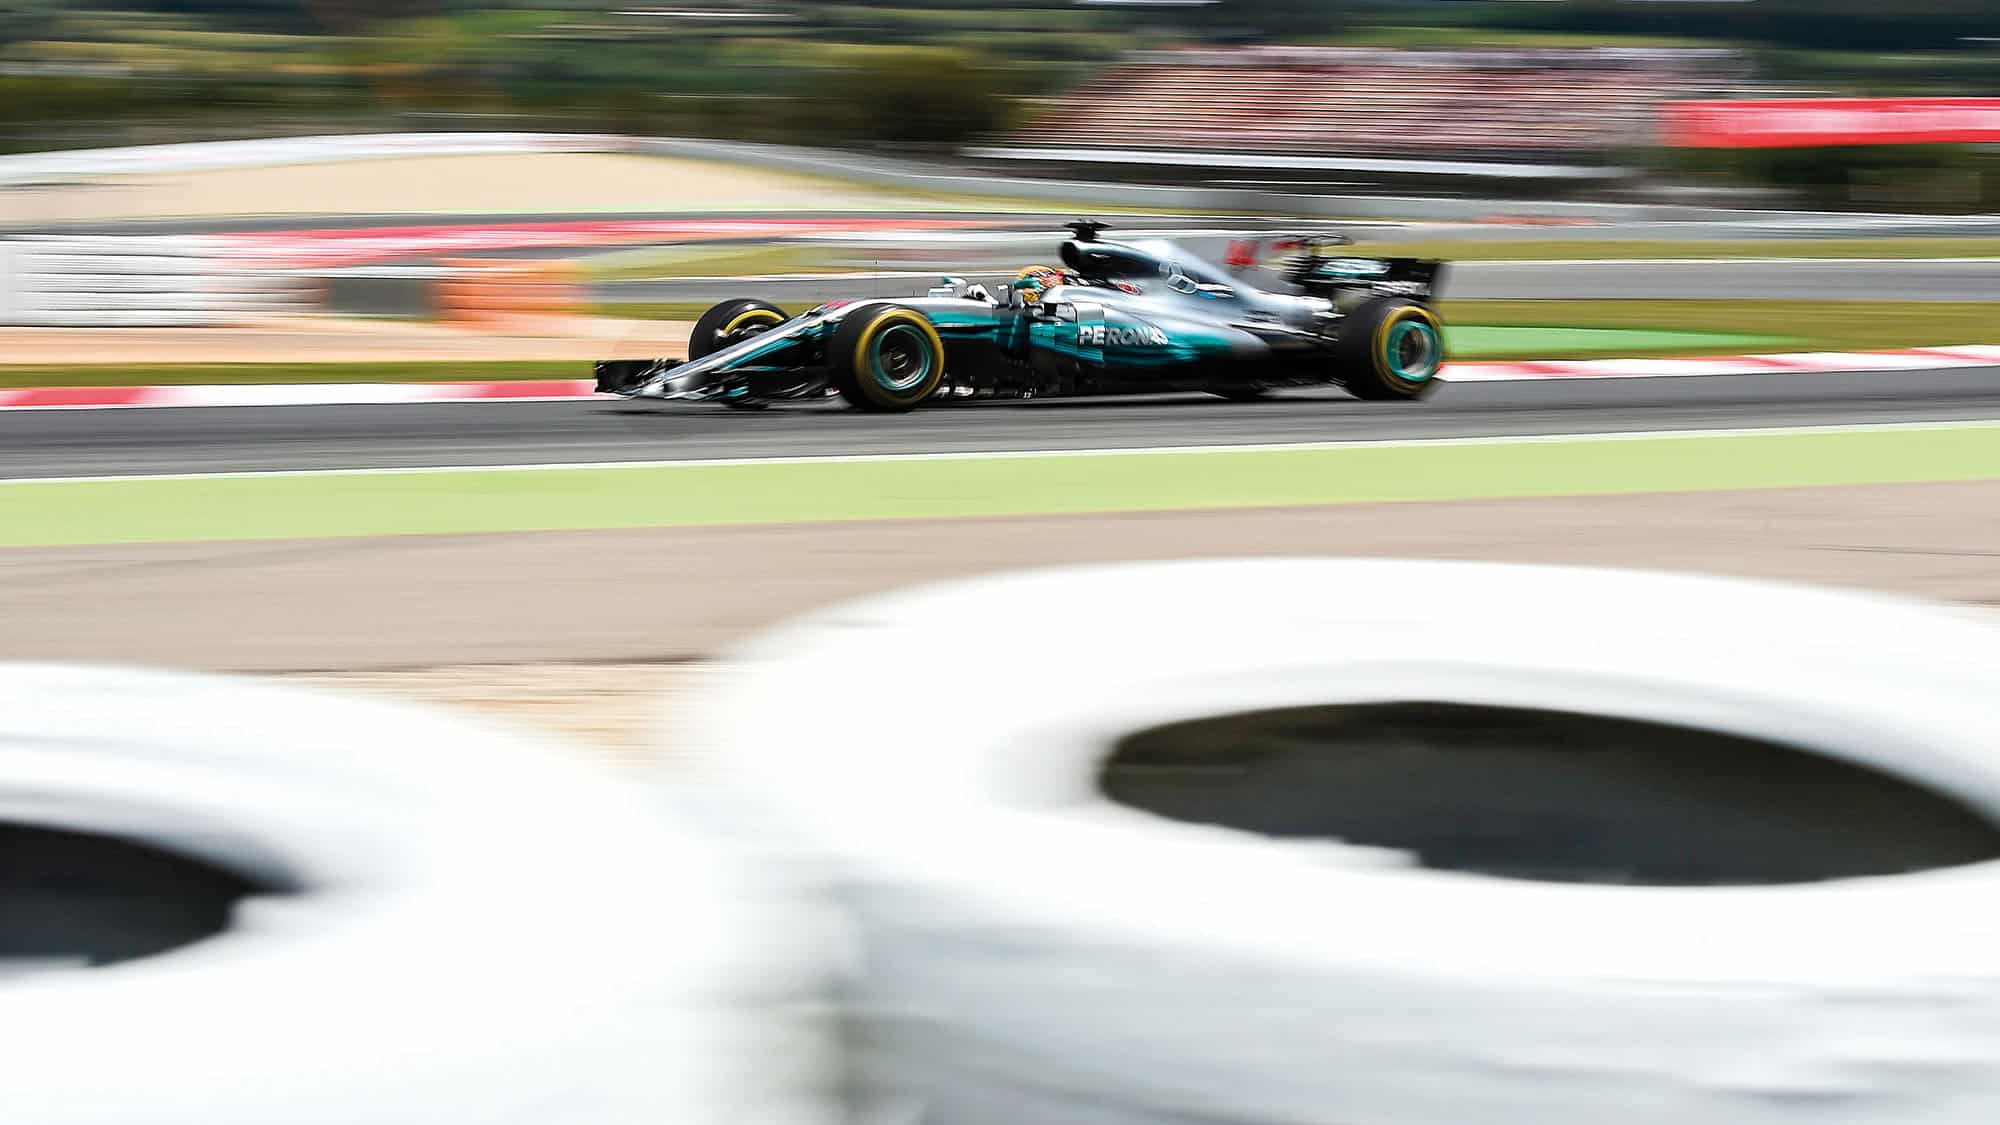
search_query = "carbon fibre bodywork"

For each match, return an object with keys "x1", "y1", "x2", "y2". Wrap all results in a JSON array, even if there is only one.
[{"x1": 594, "y1": 226, "x2": 1446, "y2": 407}]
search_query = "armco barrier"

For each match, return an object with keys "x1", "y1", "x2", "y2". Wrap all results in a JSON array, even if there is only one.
[
  {"x1": 0, "y1": 132, "x2": 628, "y2": 189},
  {"x1": 635, "y1": 137, "x2": 1720, "y2": 223},
  {"x1": 0, "y1": 240, "x2": 18, "y2": 324},
  {"x1": 1, "y1": 236, "x2": 319, "y2": 327},
  {"x1": 8, "y1": 132, "x2": 1997, "y2": 228},
  {"x1": 636, "y1": 136, "x2": 2000, "y2": 229}
]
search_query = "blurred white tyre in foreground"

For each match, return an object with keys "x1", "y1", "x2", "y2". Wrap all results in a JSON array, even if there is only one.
[
  {"x1": 0, "y1": 665, "x2": 836, "y2": 1125},
  {"x1": 688, "y1": 560, "x2": 2000, "y2": 1125}
]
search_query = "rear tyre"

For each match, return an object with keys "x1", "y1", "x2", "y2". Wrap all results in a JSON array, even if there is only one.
[
  {"x1": 689, "y1": 298, "x2": 788, "y2": 361},
  {"x1": 831, "y1": 304, "x2": 946, "y2": 413},
  {"x1": 1337, "y1": 298, "x2": 1443, "y2": 401}
]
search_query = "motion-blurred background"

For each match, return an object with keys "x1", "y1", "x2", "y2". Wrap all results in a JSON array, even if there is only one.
[
  {"x1": 6, "y1": 0, "x2": 2000, "y2": 208},
  {"x1": 10, "y1": 5, "x2": 2000, "y2": 1123}
]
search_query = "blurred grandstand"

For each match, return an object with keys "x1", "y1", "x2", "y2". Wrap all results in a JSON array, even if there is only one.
[{"x1": 1007, "y1": 47, "x2": 1759, "y2": 163}]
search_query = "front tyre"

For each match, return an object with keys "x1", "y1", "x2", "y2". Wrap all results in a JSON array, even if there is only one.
[
  {"x1": 1337, "y1": 298, "x2": 1443, "y2": 401},
  {"x1": 689, "y1": 298, "x2": 788, "y2": 361},
  {"x1": 831, "y1": 304, "x2": 946, "y2": 413}
]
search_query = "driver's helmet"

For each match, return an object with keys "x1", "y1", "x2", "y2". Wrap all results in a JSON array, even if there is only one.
[{"x1": 1012, "y1": 265, "x2": 1062, "y2": 302}]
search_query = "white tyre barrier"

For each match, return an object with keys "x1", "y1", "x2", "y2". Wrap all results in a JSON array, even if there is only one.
[
  {"x1": 687, "y1": 560, "x2": 2000, "y2": 1125},
  {"x1": 0, "y1": 665, "x2": 836, "y2": 1125}
]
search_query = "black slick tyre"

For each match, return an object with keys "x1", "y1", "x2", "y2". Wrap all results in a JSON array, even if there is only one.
[
  {"x1": 689, "y1": 298, "x2": 788, "y2": 361},
  {"x1": 830, "y1": 304, "x2": 946, "y2": 413},
  {"x1": 1337, "y1": 298, "x2": 1444, "y2": 401}
]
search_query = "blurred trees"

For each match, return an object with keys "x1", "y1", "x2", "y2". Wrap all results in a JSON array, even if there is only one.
[
  {"x1": 1673, "y1": 144, "x2": 2000, "y2": 214},
  {"x1": 0, "y1": 1, "x2": 1130, "y2": 152},
  {"x1": 0, "y1": 0, "x2": 60, "y2": 43},
  {"x1": 796, "y1": 47, "x2": 1012, "y2": 148},
  {"x1": 1466, "y1": 0, "x2": 1998, "y2": 53}
]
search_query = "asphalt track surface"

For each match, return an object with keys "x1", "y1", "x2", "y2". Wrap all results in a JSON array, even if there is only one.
[{"x1": 6, "y1": 367, "x2": 2000, "y2": 479}]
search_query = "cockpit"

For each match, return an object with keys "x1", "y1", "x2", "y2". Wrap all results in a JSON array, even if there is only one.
[
  {"x1": 1061, "y1": 238, "x2": 1238, "y2": 300},
  {"x1": 925, "y1": 229, "x2": 1247, "y2": 308}
]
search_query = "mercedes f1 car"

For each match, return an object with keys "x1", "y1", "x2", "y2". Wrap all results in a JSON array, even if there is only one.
[{"x1": 593, "y1": 221, "x2": 1447, "y2": 412}]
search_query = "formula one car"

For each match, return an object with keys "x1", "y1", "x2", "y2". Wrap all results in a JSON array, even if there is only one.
[{"x1": 593, "y1": 221, "x2": 1446, "y2": 412}]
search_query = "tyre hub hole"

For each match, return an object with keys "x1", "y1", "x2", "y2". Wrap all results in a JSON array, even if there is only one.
[
  {"x1": 1101, "y1": 703, "x2": 2000, "y2": 886},
  {"x1": 1389, "y1": 322, "x2": 1437, "y2": 379},
  {"x1": 874, "y1": 326, "x2": 931, "y2": 390},
  {"x1": 0, "y1": 823, "x2": 286, "y2": 971}
]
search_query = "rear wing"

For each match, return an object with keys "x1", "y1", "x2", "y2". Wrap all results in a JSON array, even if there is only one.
[
  {"x1": 1291, "y1": 255, "x2": 1447, "y2": 302},
  {"x1": 1228, "y1": 235, "x2": 1447, "y2": 302}
]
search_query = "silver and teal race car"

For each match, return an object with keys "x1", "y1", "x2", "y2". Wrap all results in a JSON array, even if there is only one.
[{"x1": 593, "y1": 221, "x2": 1447, "y2": 412}]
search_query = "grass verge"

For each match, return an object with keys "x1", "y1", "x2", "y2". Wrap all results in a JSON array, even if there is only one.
[
  {"x1": 5, "y1": 424, "x2": 1999, "y2": 548},
  {"x1": 587, "y1": 302, "x2": 714, "y2": 324},
  {"x1": 581, "y1": 243, "x2": 839, "y2": 282},
  {"x1": 1447, "y1": 325, "x2": 1793, "y2": 358}
]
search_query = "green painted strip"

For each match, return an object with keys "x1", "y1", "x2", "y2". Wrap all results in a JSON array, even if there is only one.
[
  {"x1": 1444, "y1": 325, "x2": 1790, "y2": 358},
  {"x1": 4, "y1": 425, "x2": 1999, "y2": 548}
]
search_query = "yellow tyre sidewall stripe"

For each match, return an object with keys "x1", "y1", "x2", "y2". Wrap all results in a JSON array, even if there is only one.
[
  {"x1": 851, "y1": 310, "x2": 946, "y2": 403},
  {"x1": 723, "y1": 307, "x2": 784, "y2": 336},
  {"x1": 1372, "y1": 305, "x2": 1443, "y2": 384}
]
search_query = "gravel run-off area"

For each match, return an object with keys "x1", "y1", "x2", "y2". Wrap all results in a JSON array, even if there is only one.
[{"x1": 283, "y1": 662, "x2": 711, "y2": 767}]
